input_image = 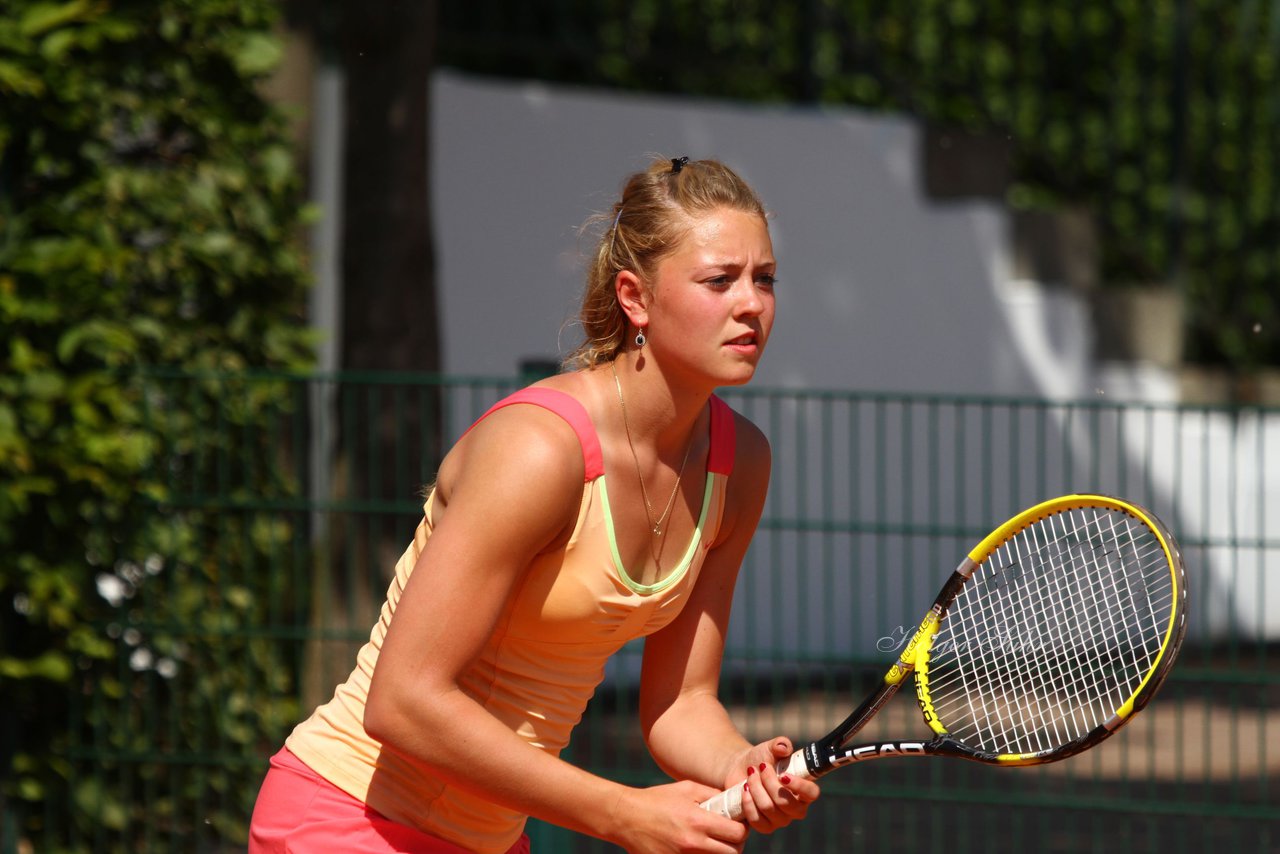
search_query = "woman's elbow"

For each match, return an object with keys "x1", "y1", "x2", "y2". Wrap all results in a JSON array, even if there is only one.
[
  {"x1": 364, "y1": 670, "x2": 454, "y2": 748},
  {"x1": 363, "y1": 676, "x2": 404, "y2": 744}
]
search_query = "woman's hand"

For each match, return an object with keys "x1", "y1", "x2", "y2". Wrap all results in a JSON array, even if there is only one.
[
  {"x1": 723, "y1": 738, "x2": 820, "y2": 834},
  {"x1": 608, "y1": 781, "x2": 749, "y2": 854}
]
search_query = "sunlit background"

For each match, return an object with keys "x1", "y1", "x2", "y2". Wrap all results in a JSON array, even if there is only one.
[{"x1": 2, "y1": 1, "x2": 1277, "y2": 851}]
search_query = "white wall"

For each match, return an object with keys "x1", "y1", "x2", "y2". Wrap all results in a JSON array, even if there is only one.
[{"x1": 429, "y1": 70, "x2": 1165, "y2": 401}]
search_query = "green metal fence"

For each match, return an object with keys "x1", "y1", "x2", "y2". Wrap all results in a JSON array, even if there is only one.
[{"x1": 33, "y1": 371, "x2": 1279, "y2": 852}]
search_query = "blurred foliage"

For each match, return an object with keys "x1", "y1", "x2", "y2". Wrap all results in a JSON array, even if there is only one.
[
  {"x1": 439, "y1": 0, "x2": 1280, "y2": 369},
  {"x1": 0, "y1": 0, "x2": 312, "y2": 850}
]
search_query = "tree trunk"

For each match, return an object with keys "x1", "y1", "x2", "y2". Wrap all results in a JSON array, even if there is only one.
[
  {"x1": 299, "y1": 0, "x2": 443, "y2": 704},
  {"x1": 340, "y1": 0, "x2": 439, "y2": 378}
]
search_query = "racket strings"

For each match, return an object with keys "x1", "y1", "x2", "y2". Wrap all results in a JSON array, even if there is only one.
[
  {"x1": 961, "y1": 520, "x2": 1150, "y2": 751},
  {"x1": 940, "y1": 514, "x2": 1165, "y2": 752},
  {"x1": 924, "y1": 507, "x2": 1175, "y2": 756}
]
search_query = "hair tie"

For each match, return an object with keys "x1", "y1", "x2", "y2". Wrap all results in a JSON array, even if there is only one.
[
  {"x1": 608, "y1": 207, "x2": 624, "y2": 254},
  {"x1": 671, "y1": 156, "x2": 689, "y2": 174}
]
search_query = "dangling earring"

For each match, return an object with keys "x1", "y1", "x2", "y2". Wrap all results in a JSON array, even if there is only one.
[{"x1": 634, "y1": 328, "x2": 647, "y2": 348}]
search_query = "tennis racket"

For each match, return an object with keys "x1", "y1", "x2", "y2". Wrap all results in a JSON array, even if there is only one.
[{"x1": 702, "y1": 493, "x2": 1188, "y2": 820}]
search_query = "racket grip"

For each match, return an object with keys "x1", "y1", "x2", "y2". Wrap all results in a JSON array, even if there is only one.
[{"x1": 699, "y1": 750, "x2": 811, "y2": 820}]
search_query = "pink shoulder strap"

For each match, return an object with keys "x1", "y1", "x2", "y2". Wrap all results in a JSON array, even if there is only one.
[
  {"x1": 707, "y1": 395, "x2": 736, "y2": 476},
  {"x1": 473, "y1": 389, "x2": 734, "y2": 481},
  {"x1": 471, "y1": 388, "x2": 604, "y2": 481}
]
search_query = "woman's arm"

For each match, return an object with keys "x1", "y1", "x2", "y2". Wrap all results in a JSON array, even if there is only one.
[
  {"x1": 363, "y1": 405, "x2": 748, "y2": 853},
  {"x1": 639, "y1": 415, "x2": 819, "y2": 833}
]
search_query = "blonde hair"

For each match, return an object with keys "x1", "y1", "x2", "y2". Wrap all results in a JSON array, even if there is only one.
[{"x1": 563, "y1": 157, "x2": 768, "y2": 370}]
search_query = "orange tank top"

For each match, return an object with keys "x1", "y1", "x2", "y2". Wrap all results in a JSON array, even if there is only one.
[{"x1": 285, "y1": 388, "x2": 737, "y2": 853}]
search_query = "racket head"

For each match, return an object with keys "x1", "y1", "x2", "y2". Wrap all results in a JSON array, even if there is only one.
[{"x1": 914, "y1": 494, "x2": 1188, "y2": 765}]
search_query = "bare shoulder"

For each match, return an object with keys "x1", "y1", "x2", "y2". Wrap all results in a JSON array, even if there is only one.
[
  {"x1": 433, "y1": 397, "x2": 588, "y2": 542},
  {"x1": 474, "y1": 402, "x2": 585, "y2": 465}
]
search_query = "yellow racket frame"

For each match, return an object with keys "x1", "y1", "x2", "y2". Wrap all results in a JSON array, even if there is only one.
[{"x1": 905, "y1": 494, "x2": 1186, "y2": 763}]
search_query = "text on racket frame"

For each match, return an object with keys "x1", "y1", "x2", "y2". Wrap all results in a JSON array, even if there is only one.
[{"x1": 826, "y1": 741, "x2": 928, "y2": 768}]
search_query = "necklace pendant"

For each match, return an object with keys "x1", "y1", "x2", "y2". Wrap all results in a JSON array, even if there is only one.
[{"x1": 653, "y1": 525, "x2": 662, "y2": 536}]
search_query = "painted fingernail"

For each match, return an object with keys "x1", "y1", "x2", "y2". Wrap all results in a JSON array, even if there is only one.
[
  {"x1": 780, "y1": 775, "x2": 791, "y2": 785},
  {"x1": 758, "y1": 763, "x2": 767, "y2": 773},
  {"x1": 746, "y1": 766, "x2": 755, "y2": 775}
]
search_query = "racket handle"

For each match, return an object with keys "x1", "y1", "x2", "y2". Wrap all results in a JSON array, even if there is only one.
[{"x1": 699, "y1": 750, "x2": 811, "y2": 820}]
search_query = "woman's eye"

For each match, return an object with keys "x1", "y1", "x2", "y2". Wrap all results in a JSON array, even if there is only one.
[{"x1": 705, "y1": 272, "x2": 775, "y2": 288}]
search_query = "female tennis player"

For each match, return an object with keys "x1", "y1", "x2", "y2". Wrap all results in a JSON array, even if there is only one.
[{"x1": 249, "y1": 156, "x2": 818, "y2": 853}]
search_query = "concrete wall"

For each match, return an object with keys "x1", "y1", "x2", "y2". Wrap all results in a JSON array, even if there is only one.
[{"x1": 428, "y1": 71, "x2": 1175, "y2": 402}]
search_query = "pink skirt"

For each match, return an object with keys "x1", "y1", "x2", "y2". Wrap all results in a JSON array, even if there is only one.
[{"x1": 249, "y1": 747, "x2": 532, "y2": 854}]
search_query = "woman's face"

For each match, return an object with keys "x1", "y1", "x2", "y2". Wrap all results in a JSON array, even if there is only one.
[{"x1": 644, "y1": 206, "x2": 776, "y2": 388}]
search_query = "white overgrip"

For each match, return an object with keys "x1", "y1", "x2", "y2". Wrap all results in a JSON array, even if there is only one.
[{"x1": 698, "y1": 750, "x2": 811, "y2": 820}]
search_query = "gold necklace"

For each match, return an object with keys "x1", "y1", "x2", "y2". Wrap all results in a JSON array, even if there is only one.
[{"x1": 610, "y1": 360, "x2": 694, "y2": 538}]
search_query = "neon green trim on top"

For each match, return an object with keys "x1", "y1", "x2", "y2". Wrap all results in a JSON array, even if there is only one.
[{"x1": 598, "y1": 471, "x2": 717, "y2": 596}]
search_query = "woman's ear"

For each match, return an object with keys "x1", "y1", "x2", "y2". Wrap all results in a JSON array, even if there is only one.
[{"x1": 615, "y1": 269, "x2": 649, "y2": 330}]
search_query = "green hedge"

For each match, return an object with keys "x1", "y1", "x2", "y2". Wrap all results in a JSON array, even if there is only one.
[{"x1": 0, "y1": 1, "x2": 312, "y2": 849}]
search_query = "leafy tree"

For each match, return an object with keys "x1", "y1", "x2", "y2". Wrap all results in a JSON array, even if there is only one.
[{"x1": 0, "y1": 1, "x2": 312, "y2": 848}]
